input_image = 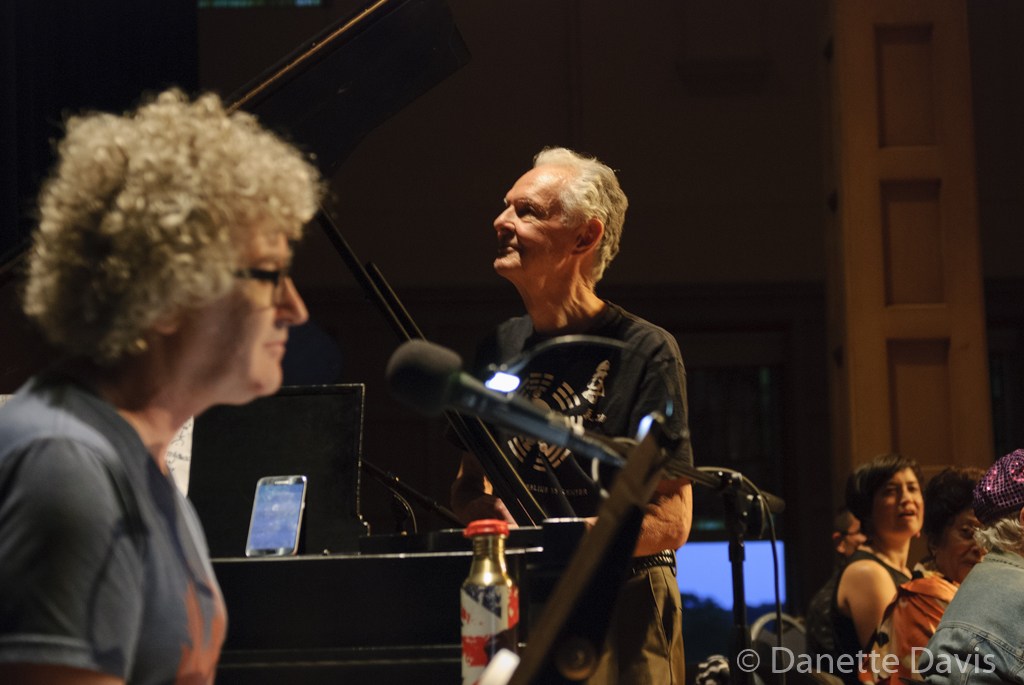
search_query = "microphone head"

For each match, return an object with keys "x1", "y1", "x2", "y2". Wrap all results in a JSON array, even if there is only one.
[{"x1": 385, "y1": 339, "x2": 464, "y2": 417}]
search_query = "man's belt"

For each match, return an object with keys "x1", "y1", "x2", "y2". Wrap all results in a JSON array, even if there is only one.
[{"x1": 627, "y1": 550, "x2": 677, "y2": 578}]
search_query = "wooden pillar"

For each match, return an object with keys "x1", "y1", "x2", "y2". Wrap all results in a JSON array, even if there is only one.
[{"x1": 826, "y1": 0, "x2": 993, "y2": 504}]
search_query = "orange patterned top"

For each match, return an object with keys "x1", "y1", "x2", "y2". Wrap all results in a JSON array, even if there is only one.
[{"x1": 862, "y1": 569, "x2": 958, "y2": 685}]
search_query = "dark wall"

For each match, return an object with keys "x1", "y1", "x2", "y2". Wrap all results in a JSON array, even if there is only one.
[
  {"x1": 0, "y1": 0, "x2": 198, "y2": 261},
  {"x1": 969, "y1": 1, "x2": 1024, "y2": 280},
  {"x1": 199, "y1": 0, "x2": 831, "y2": 288}
]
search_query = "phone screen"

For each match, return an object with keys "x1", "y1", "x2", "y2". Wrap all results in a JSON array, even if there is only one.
[{"x1": 246, "y1": 481, "x2": 305, "y2": 554}]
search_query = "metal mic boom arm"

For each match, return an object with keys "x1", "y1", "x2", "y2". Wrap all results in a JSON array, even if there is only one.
[{"x1": 452, "y1": 382, "x2": 627, "y2": 470}]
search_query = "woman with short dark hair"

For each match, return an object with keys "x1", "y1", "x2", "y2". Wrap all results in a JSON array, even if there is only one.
[
  {"x1": 865, "y1": 467, "x2": 985, "y2": 684},
  {"x1": 831, "y1": 454, "x2": 924, "y2": 684}
]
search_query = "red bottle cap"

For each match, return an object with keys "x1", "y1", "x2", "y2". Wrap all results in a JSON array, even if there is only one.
[{"x1": 463, "y1": 519, "x2": 510, "y2": 538}]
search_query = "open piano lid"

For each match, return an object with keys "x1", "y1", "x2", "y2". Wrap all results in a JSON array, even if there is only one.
[
  {"x1": 227, "y1": 0, "x2": 470, "y2": 175},
  {"x1": 0, "y1": 0, "x2": 544, "y2": 524},
  {"x1": 226, "y1": 0, "x2": 546, "y2": 526},
  {"x1": 0, "y1": 0, "x2": 469, "y2": 282},
  {"x1": 226, "y1": 0, "x2": 548, "y2": 526}
]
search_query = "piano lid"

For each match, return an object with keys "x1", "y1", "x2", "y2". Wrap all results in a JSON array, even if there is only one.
[
  {"x1": 227, "y1": 0, "x2": 471, "y2": 176},
  {"x1": 0, "y1": 0, "x2": 469, "y2": 282}
]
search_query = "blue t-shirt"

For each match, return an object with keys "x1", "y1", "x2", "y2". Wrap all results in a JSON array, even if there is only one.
[{"x1": 0, "y1": 372, "x2": 227, "y2": 684}]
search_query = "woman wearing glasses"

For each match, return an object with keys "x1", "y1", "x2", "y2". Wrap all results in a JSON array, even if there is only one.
[
  {"x1": 0, "y1": 89, "x2": 321, "y2": 685},
  {"x1": 864, "y1": 467, "x2": 986, "y2": 685}
]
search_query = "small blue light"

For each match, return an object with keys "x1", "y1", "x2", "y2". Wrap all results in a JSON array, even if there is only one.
[
  {"x1": 636, "y1": 414, "x2": 654, "y2": 441},
  {"x1": 485, "y1": 372, "x2": 521, "y2": 393}
]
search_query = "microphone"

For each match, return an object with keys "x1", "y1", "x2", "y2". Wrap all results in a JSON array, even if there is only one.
[{"x1": 386, "y1": 340, "x2": 626, "y2": 468}]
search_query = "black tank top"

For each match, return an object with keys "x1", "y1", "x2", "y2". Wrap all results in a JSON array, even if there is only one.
[{"x1": 830, "y1": 550, "x2": 910, "y2": 685}]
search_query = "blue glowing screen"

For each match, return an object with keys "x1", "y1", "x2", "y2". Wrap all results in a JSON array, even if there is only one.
[
  {"x1": 675, "y1": 540, "x2": 785, "y2": 609},
  {"x1": 247, "y1": 482, "x2": 304, "y2": 551}
]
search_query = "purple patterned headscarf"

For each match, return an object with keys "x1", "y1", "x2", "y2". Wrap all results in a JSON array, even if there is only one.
[{"x1": 973, "y1": 449, "x2": 1024, "y2": 525}]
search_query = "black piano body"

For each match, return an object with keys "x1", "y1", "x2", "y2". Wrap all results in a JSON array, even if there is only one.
[
  {"x1": 186, "y1": 379, "x2": 584, "y2": 684},
  {"x1": 212, "y1": 525, "x2": 583, "y2": 684}
]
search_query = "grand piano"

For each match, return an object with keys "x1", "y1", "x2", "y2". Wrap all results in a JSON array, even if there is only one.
[
  {"x1": 176, "y1": 1, "x2": 592, "y2": 682},
  {"x1": 0, "y1": 2, "x2": 693, "y2": 682},
  {"x1": 184, "y1": 379, "x2": 577, "y2": 683}
]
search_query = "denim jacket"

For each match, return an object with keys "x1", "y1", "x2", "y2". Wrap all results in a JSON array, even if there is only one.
[{"x1": 923, "y1": 548, "x2": 1024, "y2": 685}]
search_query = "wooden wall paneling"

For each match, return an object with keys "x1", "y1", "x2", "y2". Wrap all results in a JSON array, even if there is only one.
[
  {"x1": 876, "y1": 25, "x2": 936, "y2": 147},
  {"x1": 828, "y1": 0, "x2": 992, "y2": 511},
  {"x1": 887, "y1": 339, "x2": 953, "y2": 483},
  {"x1": 881, "y1": 180, "x2": 943, "y2": 305}
]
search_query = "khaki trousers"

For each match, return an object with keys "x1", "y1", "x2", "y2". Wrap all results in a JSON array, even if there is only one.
[{"x1": 586, "y1": 564, "x2": 686, "y2": 685}]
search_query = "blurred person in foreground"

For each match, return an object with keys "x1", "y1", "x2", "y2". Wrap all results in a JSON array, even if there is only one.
[
  {"x1": 831, "y1": 454, "x2": 924, "y2": 684},
  {"x1": 922, "y1": 450, "x2": 1024, "y2": 685},
  {"x1": 0, "y1": 89, "x2": 321, "y2": 685},
  {"x1": 805, "y1": 509, "x2": 867, "y2": 657},
  {"x1": 864, "y1": 467, "x2": 986, "y2": 684}
]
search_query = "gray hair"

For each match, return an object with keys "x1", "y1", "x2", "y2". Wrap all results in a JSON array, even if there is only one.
[
  {"x1": 974, "y1": 512, "x2": 1024, "y2": 557},
  {"x1": 533, "y1": 147, "x2": 628, "y2": 284},
  {"x1": 24, "y1": 88, "x2": 322, "y2": 363}
]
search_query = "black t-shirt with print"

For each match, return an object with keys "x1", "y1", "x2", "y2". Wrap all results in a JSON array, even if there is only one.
[{"x1": 472, "y1": 301, "x2": 693, "y2": 518}]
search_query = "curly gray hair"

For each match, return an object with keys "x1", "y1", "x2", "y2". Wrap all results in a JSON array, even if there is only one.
[
  {"x1": 23, "y1": 89, "x2": 323, "y2": 362},
  {"x1": 533, "y1": 147, "x2": 628, "y2": 283},
  {"x1": 974, "y1": 512, "x2": 1024, "y2": 557}
]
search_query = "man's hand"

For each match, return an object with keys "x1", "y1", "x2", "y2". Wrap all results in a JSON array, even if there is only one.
[
  {"x1": 452, "y1": 450, "x2": 517, "y2": 526},
  {"x1": 460, "y1": 494, "x2": 518, "y2": 526}
]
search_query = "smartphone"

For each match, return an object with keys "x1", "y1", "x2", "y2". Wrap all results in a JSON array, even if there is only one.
[{"x1": 245, "y1": 475, "x2": 307, "y2": 557}]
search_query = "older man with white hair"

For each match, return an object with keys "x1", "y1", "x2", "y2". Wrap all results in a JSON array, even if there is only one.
[{"x1": 451, "y1": 147, "x2": 694, "y2": 684}]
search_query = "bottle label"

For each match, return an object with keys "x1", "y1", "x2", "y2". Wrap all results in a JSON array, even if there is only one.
[{"x1": 461, "y1": 584, "x2": 519, "y2": 685}]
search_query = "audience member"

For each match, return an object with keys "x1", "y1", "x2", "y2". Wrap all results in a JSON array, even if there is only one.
[
  {"x1": 865, "y1": 467, "x2": 985, "y2": 684},
  {"x1": 923, "y1": 450, "x2": 1024, "y2": 685},
  {"x1": 806, "y1": 509, "x2": 867, "y2": 657},
  {"x1": 832, "y1": 454, "x2": 923, "y2": 684}
]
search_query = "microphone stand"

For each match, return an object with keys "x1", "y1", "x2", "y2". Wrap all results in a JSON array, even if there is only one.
[
  {"x1": 361, "y1": 459, "x2": 463, "y2": 527},
  {"x1": 673, "y1": 462, "x2": 783, "y2": 685},
  {"x1": 522, "y1": 423, "x2": 777, "y2": 681},
  {"x1": 389, "y1": 490, "x2": 416, "y2": 534},
  {"x1": 493, "y1": 427, "x2": 774, "y2": 683},
  {"x1": 722, "y1": 471, "x2": 756, "y2": 685}
]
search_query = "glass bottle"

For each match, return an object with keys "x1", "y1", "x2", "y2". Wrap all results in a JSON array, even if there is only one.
[{"x1": 461, "y1": 519, "x2": 519, "y2": 685}]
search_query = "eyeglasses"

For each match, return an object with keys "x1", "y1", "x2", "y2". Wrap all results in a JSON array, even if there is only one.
[
  {"x1": 235, "y1": 266, "x2": 290, "y2": 306},
  {"x1": 953, "y1": 524, "x2": 981, "y2": 542}
]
